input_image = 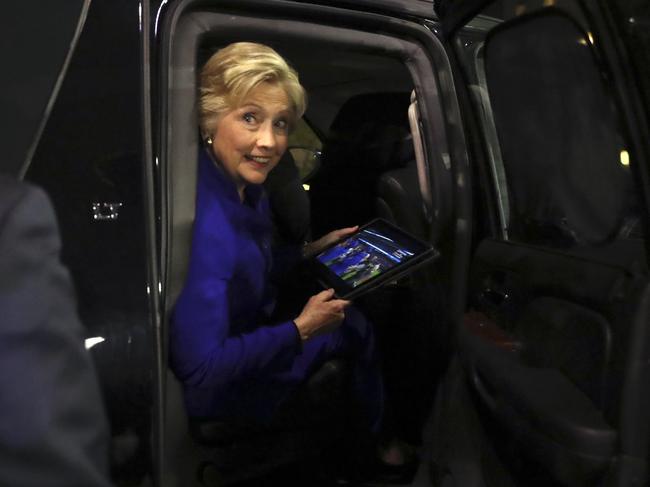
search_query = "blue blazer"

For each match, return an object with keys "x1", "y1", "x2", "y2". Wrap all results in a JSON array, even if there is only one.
[
  {"x1": 171, "y1": 151, "x2": 383, "y2": 430},
  {"x1": 171, "y1": 151, "x2": 303, "y2": 420}
]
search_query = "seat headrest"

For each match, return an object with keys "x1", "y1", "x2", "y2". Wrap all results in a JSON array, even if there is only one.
[
  {"x1": 264, "y1": 151, "x2": 311, "y2": 245},
  {"x1": 328, "y1": 92, "x2": 413, "y2": 171},
  {"x1": 329, "y1": 92, "x2": 411, "y2": 136}
]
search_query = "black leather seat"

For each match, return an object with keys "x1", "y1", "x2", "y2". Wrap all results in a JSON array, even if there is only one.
[
  {"x1": 264, "y1": 150, "x2": 311, "y2": 246},
  {"x1": 309, "y1": 92, "x2": 412, "y2": 237},
  {"x1": 370, "y1": 119, "x2": 449, "y2": 446},
  {"x1": 376, "y1": 152, "x2": 427, "y2": 241}
]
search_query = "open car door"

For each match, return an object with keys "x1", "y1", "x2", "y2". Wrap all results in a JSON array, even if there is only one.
[{"x1": 433, "y1": 1, "x2": 650, "y2": 486}]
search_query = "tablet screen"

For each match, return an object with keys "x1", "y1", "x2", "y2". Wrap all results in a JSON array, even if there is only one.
[{"x1": 313, "y1": 219, "x2": 437, "y2": 298}]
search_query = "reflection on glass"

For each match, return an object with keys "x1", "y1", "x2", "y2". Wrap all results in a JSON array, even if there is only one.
[
  {"x1": 85, "y1": 336, "x2": 106, "y2": 349},
  {"x1": 288, "y1": 147, "x2": 322, "y2": 181},
  {"x1": 620, "y1": 150, "x2": 630, "y2": 166}
]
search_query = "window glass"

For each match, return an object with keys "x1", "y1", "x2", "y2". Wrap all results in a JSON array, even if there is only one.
[
  {"x1": 288, "y1": 118, "x2": 322, "y2": 181},
  {"x1": 457, "y1": 0, "x2": 641, "y2": 246},
  {"x1": 610, "y1": 0, "x2": 650, "y2": 118}
]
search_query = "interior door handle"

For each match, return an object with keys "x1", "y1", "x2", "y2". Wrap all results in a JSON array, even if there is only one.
[
  {"x1": 471, "y1": 368, "x2": 498, "y2": 411},
  {"x1": 480, "y1": 287, "x2": 510, "y2": 307}
]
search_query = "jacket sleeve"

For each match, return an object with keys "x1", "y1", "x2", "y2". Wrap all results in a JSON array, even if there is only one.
[
  {"x1": 0, "y1": 181, "x2": 111, "y2": 487},
  {"x1": 170, "y1": 275, "x2": 301, "y2": 389}
]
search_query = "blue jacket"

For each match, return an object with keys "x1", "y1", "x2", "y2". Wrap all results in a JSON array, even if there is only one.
[
  {"x1": 171, "y1": 151, "x2": 302, "y2": 420},
  {"x1": 171, "y1": 151, "x2": 383, "y2": 430}
]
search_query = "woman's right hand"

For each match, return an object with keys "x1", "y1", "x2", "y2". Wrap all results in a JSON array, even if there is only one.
[{"x1": 293, "y1": 289, "x2": 350, "y2": 342}]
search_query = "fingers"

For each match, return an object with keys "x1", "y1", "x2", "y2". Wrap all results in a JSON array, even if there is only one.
[
  {"x1": 331, "y1": 298, "x2": 351, "y2": 310},
  {"x1": 305, "y1": 226, "x2": 359, "y2": 257},
  {"x1": 296, "y1": 290, "x2": 351, "y2": 341},
  {"x1": 312, "y1": 289, "x2": 350, "y2": 305},
  {"x1": 312, "y1": 288, "x2": 336, "y2": 302},
  {"x1": 335, "y1": 225, "x2": 359, "y2": 238},
  {"x1": 324, "y1": 296, "x2": 350, "y2": 320},
  {"x1": 307, "y1": 290, "x2": 349, "y2": 315}
]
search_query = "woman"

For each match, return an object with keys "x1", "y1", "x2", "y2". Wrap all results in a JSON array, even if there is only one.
[{"x1": 170, "y1": 42, "x2": 413, "y2": 473}]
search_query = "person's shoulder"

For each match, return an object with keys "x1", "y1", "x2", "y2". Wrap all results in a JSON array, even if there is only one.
[{"x1": 0, "y1": 176, "x2": 54, "y2": 228}]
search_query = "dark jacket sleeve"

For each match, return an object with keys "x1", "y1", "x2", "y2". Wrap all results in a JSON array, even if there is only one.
[{"x1": 0, "y1": 179, "x2": 111, "y2": 487}]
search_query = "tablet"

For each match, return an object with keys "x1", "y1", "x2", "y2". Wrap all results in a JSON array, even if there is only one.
[{"x1": 312, "y1": 218, "x2": 439, "y2": 299}]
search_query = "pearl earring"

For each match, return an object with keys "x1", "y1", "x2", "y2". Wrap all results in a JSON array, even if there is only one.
[{"x1": 205, "y1": 136, "x2": 213, "y2": 145}]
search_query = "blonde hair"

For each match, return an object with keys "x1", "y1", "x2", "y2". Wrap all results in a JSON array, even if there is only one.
[{"x1": 199, "y1": 42, "x2": 306, "y2": 137}]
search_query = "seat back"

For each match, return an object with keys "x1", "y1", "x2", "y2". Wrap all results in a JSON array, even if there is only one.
[
  {"x1": 371, "y1": 97, "x2": 452, "y2": 445},
  {"x1": 376, "y1": 157, "x2": 427, "y2": 241},
  {"x1": 309, "y1": 92, "x2": 412, "y2": 236},
  {"x1": 263, "y1": 150, "x2": 311, "y2": 245}
]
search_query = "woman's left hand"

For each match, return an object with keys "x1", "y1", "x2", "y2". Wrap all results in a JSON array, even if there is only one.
[{"x1": 303, "y1": 226, "x2": 359, "y2": 258}]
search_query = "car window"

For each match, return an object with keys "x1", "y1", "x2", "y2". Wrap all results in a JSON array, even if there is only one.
[
  {"x1": 288, "y1": 118, "x2": 323, "y2": 182},
  {"x1": 457, "y1": 1, "x2": 642, "y2": 248},
  {"x1": 610, "y1": 0, "x2": 650, "y2": 119}
]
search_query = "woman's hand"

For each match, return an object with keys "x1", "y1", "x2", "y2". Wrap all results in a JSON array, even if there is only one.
[
  {"x1": 293, "y1": 289, "x2": 351, "y2": 342},
  {"x1": 303, "y1": 226, "x2": 359, "y2": 258}
]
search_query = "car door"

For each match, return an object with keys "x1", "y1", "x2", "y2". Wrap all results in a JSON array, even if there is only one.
[
  {"x1": 153, "y1": 0, "x2": 480, "y2": 484},
  {"x1": 15, "y1": 1, "x2": 161, "y2": 484},
  {"x1": 432, "y1": 1, "x2": 650, "y2": 486}
]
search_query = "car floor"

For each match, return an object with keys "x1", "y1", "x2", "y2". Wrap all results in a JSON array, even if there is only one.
[{"x1": 233, "y1": 408, "x2": 436, "y2": 487}]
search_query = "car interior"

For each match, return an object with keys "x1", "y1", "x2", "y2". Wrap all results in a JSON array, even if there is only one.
[{"x1": 161, "y1": 6, "x2": 454, "y2": 487}]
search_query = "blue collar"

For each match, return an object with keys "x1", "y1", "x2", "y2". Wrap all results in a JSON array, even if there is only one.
[{"x1": 198, "y1": 148, "x2": 264, "y2": 208}]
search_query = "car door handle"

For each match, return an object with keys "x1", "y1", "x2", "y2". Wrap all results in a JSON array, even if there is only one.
[{"x1": 479, "y1": 287, "x2": 510, "y2": 307}]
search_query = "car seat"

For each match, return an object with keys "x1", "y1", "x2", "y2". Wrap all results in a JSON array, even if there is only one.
[
  {"x1": 264, "y1": 150, "x2": 311, "y2": 246},
  {"x1": 309, "y1": 92, "x2": 412, "y2": 237},
  {"x1": 308, "y1": 91, "x2": 448, "y2": 445},
  {"x1": 372, "y1": 124, "x2": 449, "y2": 446}
]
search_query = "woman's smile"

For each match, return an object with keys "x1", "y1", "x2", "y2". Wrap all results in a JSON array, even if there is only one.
[{"x1": 245, "y1": 154, "x2": 273, "y2": 166}]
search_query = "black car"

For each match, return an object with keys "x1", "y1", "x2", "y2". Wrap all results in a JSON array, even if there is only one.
[{"x1": 3, "y1": 0, "x2": 649, "y2": 486}]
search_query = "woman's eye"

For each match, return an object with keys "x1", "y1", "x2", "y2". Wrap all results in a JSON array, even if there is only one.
[
  {"x1": 242, "y1": 113, "x2": 256, "y2": 123},
  {"x1": 274, "y1": 119, "x2": 288, "y2": 131}
]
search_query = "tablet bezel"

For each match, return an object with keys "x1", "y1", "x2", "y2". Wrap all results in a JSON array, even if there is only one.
[{"x1": 311, "y1": 218, "x2": 439, "y2": 299}]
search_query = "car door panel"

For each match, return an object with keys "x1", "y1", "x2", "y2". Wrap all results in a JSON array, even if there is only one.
[
  {"x1": 462, "y1": 239, "x2": 650, "y2": 485},
  {"x1": 434, "y1": 1, "x2": 650, "y2": 485},
  {"x1": 460, "y1": 242, "x2": 648, "y2": 484},
  {"x1": 462, "y1": 326, "x2": 615, "y2": 476},
  {"x1": 462, "y1": 241, "x2": 630, "y2": 477}
]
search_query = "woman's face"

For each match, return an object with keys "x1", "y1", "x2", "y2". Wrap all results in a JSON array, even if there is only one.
[{"x1": 209, "y1": 82, "x2": 291, "y2": 198}]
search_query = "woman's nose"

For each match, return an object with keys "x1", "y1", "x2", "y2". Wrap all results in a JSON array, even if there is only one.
[{"x1": 256, "y1": 123, "x2": 277, "y2": 149}]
